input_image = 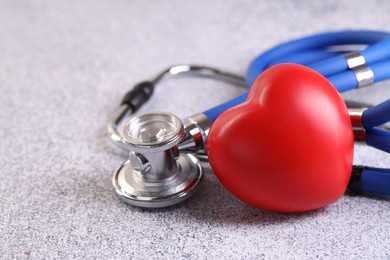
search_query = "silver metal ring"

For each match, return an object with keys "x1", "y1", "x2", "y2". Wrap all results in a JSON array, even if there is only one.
[
  {"x1": 343, "y1": 52, "x2": 374, "y2": 88},
  {"x1": 343, "y1": 51, "x2": 366, "y2": 69},
  {"x1": 353, "y1": 65, "x2": 374, "y2": 88},
  {"x1": 348, "y1": 108, "x2": 367, "y2": 141}
]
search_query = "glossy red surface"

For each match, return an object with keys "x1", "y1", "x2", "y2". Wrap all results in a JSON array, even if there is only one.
[{"x1": 207, "y1": 64, "x2": 354, "y2": 213}]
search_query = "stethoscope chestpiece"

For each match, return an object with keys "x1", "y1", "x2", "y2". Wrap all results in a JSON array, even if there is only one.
[{"x1": 112, "y1": 112, "x2": 203, "y2": 208}]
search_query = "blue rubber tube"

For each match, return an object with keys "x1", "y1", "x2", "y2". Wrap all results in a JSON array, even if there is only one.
[
  {"x1": 204, "y1": 93, "x2": 247, "y2": 122},
  {"x1": 365, "y1": 128, "x2": 390, "y2": 153},
  {"x1": 371, "y1": 60, "x2": 390, "y2": 83},
  {"x1": 203, "y1": 30, "x2": 390, "y2": 122},
  {"x1": 361, "y1": 167, "x2": 390, "y2": 195},
  {"x1": 204, "y1": 63, "x2": 389, "y2": 122},
  {"x1": 309, "y1": 37, "x2": 390, "y2": 77},
  {"x1": 267, "y1": 50, "x2": 341, "y2": 67},
  {"x1": 308, "y1": 56, "x2": 348, "y2": 78},
  {"x1": 327, "y1": 70, "x2": 358, "y2": 92},
  {"x1": 315, "y1": 60, "x2": 390, "y2": 92},
  {"x1": 361, "y1": 37, "x2": 390, "y2": 64},
  {"x1": 362, "y1": 99, "x2": 390, "y2": 128},
  {"x1": 246, "y1": 30, "x2": 389, "y2": 86}
]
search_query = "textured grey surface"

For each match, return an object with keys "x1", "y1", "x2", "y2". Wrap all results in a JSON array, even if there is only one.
[{"x1": 1, "y1": 0, "x2": 390, "y2": 259}]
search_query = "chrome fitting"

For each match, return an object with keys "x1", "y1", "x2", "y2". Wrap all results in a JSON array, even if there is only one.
[
  {"x1": 348, "y1": 108, "x2": 367, "y2": 141},
  {"x1": 353, "y1": 65, "x2": 374, "y2": 88},
  {"x1": 343, "y1": 51, "x2": 366, "y2": 69},
  {"x1": 343, "y1": 51, "x2": 374, "y2": 88},
  {"x1": 179, "y1": 113, "x2": 212, "y2": 153},
  {"x1": 113, "y1": 112, "x2": 203, "y2": 208}
]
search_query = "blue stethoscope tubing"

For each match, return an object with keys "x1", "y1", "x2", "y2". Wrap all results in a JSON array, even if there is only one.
[
  {"x1": 204, "y1": 30, "x2": 390, "y2": 121},
  {"x1": 361, "y1": 99, "x2": 390, "y2": 196},
  {"x1": 203, "y1": 30, "x2": 390, "y2": 196},
  {"x1": 363, "y1": 99, "x2": 390, "y2": 154}
]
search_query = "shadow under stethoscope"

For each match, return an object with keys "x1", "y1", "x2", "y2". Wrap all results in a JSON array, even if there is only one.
[
  {"x1": 118, "y1": 163, "x2": 329, "y2": 226},
  {"x1": 124, "y1": 163, "x2": 390, "y2": 226},
  {"x1": 178, "y1": 165, "x2": 330, "y2": 225}
]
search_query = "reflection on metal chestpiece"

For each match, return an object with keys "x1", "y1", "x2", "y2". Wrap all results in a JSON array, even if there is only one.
[
  {"x1": 107, "y1": 64, "x2": 246, "y2": 152},
  {"x1": 112, "y1": 112, "x2": 203, "y2": 208},
  {"x1": 179, "y1": 113, "x2": 213, "y2": 153}
]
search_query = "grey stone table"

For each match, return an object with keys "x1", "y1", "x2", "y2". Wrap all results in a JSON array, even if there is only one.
[{"x1": 1, "y1": 1, "x2": 389, "y2": 259}]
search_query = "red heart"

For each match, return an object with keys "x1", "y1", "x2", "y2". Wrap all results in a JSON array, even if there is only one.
[{"x1": 207, "y1": 64, "x2": 354, "y2": 213}]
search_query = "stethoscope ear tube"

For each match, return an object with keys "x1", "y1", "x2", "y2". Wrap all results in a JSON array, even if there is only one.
[
  {"x1": 362, "y1": 99, "x2": 390, "y2": 128},
  {"x1": 366, "y1": 128, "x2": 390, "y2": 153},
  {"x1": 349, "y1": 166, "x2": 390, "y2": 196},
  {"x1": 362, "y1": 99, "x2": 390, "y2": 153}
]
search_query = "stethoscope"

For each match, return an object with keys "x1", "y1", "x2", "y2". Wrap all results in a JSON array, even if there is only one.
[{"x1": 108, "y1": 30, "x2": 390, "y2": 212}]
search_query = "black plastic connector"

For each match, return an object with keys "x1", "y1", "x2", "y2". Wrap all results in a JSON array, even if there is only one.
[
  {"x1": 347, "y1": 165, "x2": 365, "y2": 194},
  {"x1": 121, "y1": 81, "x2": 155, "y2": 112}
]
